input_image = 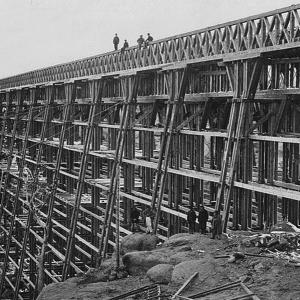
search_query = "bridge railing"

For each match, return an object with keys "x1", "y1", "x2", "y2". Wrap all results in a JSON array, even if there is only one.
[{"x1": 1, "y1": 4, "x2": 300, "y2": 89}]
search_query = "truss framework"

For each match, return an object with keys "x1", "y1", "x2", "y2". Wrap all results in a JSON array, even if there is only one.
[{"x1": 0, "y1": 5, "x2": 300, "y2": 300}]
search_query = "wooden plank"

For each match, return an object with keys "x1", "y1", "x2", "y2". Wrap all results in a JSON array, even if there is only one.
[
  {"x1": 188, "y1": 281, "x2": 241, "y2": 298},
  {"x1": 172, "y1": 272, "x2": 198, "y2": 299}
]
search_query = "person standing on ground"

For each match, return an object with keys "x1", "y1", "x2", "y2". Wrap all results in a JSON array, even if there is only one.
[
  {"x1": 143, "y1": 207, "x2": 154, "y2": 234},
  {"x1": 187, "y1": 206, "x2": 196, "y2": 234},
  {"x1": 137, "y1": 35, "x2": 145, "y2": 49},
  {"x1": 211, "y1": 210, "x2": 222, "y2": 239},
  {"x1": 198, "y1": 204, "x2": 208, "y2": 234},
  {"x1": 130, "y1": 204, "x2": 140, "y2": 232},
  {"x1": 113, "y1": 33, "x2": 120, "y2": 50}
]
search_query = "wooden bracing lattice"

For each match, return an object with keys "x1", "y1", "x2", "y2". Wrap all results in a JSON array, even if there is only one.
[
  {"x1": 1, "y1": 4, "x2": 300, "y2": 89},
  {"x1": 0, "y1": 5, "x2": 300, "y2": 299}
]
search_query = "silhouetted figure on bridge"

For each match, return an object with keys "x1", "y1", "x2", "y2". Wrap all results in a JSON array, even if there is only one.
[
  {"x1": 121, "y1": 40, "x2": 129, "y2": 53},
  {"x1": 113, "y1": 33, "x2": 120, "y2": 50},
  {"x1": 137, "y1": 35, "x2": 145, "y2": 49},
  {"x1": 145, "y1": 33, "x2": 153, "y2": 46}
]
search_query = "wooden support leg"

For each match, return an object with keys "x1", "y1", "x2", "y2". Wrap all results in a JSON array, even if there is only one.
[
  {"x1": 62, "y1": 79, "x2": 104, "y2": 280},
  {"x1": 215, "y1": 59, "x2": 263, "y2": 232},
  {"x1": 97, "y1": 74, "x2": 140, "y2": 267}
]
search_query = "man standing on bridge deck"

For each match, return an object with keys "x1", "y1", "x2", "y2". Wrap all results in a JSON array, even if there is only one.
[
  {"x1": 121, "y1": 39, "x2": 129, "y2": 54},
  {"x1": 145, "y1": 33, "x2": 153, "y2": 46},
  {"x1": 137, "y1": 35, "x2": 145, "y2": 49},
  {"x1": 113, "y1": 33, "x2": 120, "y2": 50}
]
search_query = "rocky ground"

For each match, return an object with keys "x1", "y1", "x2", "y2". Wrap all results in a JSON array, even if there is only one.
[{"x1": 37, "y1": 226, "x2": 300, "y2": 300}]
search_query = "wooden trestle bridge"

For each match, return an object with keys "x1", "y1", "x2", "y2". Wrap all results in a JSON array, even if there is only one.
[{"x1": 1, "y1": 4, "x2": 300, "y2": 299}]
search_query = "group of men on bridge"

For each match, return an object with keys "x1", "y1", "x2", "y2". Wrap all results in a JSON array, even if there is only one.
[{"x1": 113, "y1": 33, "x2": 153, "y2": 52}]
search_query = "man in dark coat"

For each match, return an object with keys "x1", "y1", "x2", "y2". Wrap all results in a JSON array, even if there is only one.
[
  {"x1": 146, "y1": 33, "x2": 153, "y2": 44},
  {"x1": 123, "y1": 39, "x2": 129, "y2": 49},
  {"x1": 137, "y1": 35, "x2": 145, "y2": 49},
  {"x1": 187, "y1": 206, "x2": 196, "y2": 234},
  {"x1": 211, "y1": 210, "x2": 222, "y2": 239},
  {"x1": 198, "y1": 205, "x2": 208, "y2": 234},
  {"x1": 121, "y1": 40, "x2": 129, "y2": 53},
  {"x1": 130, "y1": 204, "x2": 140, "y2": 232},
  {"x1": 113, "y1": 33, "x2": 120, "y2": 50}
]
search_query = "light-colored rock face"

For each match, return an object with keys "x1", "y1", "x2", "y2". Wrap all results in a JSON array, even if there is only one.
[
  {"x1": 146, "y1": 264, "x2": 174, "y2": 284},
  {"x1": 171, "y1": 259, "x2": 215, "y2": 285},
  {"x1": 121, "y1": 233, "x2": 158, "y2": 254},
  {"x1": 164, "y1": 233, "x2": 195, "y2": 247},
  {"x1": 37, "y1": 277, "x2": 152, "y2": 300},
  {"x1": 122, "y1": 250, "x2": 171, "y2": 275},
  {"x1": 37, "y1": 280, "x2": 78, "y2": 300},
  {"x1": 122, "y1": 243, "x2": 194, "y2": 276}
]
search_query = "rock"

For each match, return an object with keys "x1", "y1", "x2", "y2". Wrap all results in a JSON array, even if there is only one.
[
  {"x1": 171, "y1": 259, "x2": 214, "y2": 284},
  {"x1": 241, "y1": 238, "x2": 252, "y2": 247},
  {"x1": 117, "y1": 269, "x2": 128, "y2": 279},
  {"x1": 122, "y1": 250, "x2": 171, "y2": 275},
  {"x1": 146, "y1": 264, "x2": 174, "y2": 284},
  {"x1": 169, "y1": 252, "x2": 195, "y2": 265},
  {"x1": 121, "y1": 233, "x2": 158, "y2": 254},
  {"x1": 254, "y1": 262, "x2": 264, "y2": 272},
  {"x1": 108, "y1": 273, "x2": 117, "y2": 281},
  {"x1": 164, "y1": 234, "x2": 195, "y2": 247},
  {"x1": 177, "y1": 245, "x2": 192, "y2": 252},
  {"x1": 77, "y1": 267, "x2": 110, "y2": 284},
  {"x1": 228, "y1": 255, "x2": 236, "y2": 263},
  {"x1": 271, "y1": 266, "x2": 281, "y2": 276},
  {"x1": 37, "y1": 281, "x2": 78, "y2": 300}
]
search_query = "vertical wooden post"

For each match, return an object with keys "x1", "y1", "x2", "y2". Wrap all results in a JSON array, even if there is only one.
[
  {"x1": 97, "y1": 74, "x2": 139, "y2": 267},
  {"x1": 13, "y1": 85, "x2": 55, "y2": 299},
  {"x1": 215, "y1": 58, "x2": 263, "y2": 232},
  {"x1": 35, "y1": 82, "x2": 77, "y2": 293},
  {"x1": 62, "y1": 79, "x2": 104, "y2": 280},
  {"x1": 153, "y1": 67, "x2": 189, "y2": 234}
]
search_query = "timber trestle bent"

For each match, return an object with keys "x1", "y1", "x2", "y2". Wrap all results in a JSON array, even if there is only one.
[{"x1": 0, "y1": 4, "x2": 300, "y2": 299}]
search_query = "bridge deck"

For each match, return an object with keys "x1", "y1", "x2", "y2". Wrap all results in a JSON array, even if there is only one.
[{"x1": 1, "y1": 4, "x2": 300, "y2": 89}]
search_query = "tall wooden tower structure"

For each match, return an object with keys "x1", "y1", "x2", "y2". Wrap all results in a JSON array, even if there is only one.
[{"x1": 0, "y1": 5, "x2": 300, "y2": 299}]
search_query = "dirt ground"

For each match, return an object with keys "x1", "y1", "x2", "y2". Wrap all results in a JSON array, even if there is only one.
[{"x1": 36, "y1": 230, "x2": 300, "y2": 300}]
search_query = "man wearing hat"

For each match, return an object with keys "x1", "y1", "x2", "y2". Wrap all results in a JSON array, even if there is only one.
[
  {"x1": 187, "y1": 206, "x2": 196, "y2": 234},
  {"x1": 198, "y1": 204, "x2": 208, "y2": 234}
]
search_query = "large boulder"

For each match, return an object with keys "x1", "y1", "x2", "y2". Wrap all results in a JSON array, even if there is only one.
[
  {"x1": 37, "y1": 280, "x2": 78, "y2": 300},
  {"x1": 122, "y1": 250, "x2": 172, "y2": 275},
  {"x1": 146, "y1": 264, "x2": 174, "y2": 284},
  {"x1": 164, "y1": 233, "x2": 197, "y2": 247},
  {"x1": 121, "y1": 233, "x2": 158, "y2": 254},
  {"x1": 171, "y1": 259, "x2": 215, "y2": 284},
  {"x1": 169, "y1": 251, "x2": 195, "y2": 265}
]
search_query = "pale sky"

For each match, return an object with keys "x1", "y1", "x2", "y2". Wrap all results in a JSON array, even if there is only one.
[{"x1": 0, "y1": 0, "x2": 297, "y2": 79}]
